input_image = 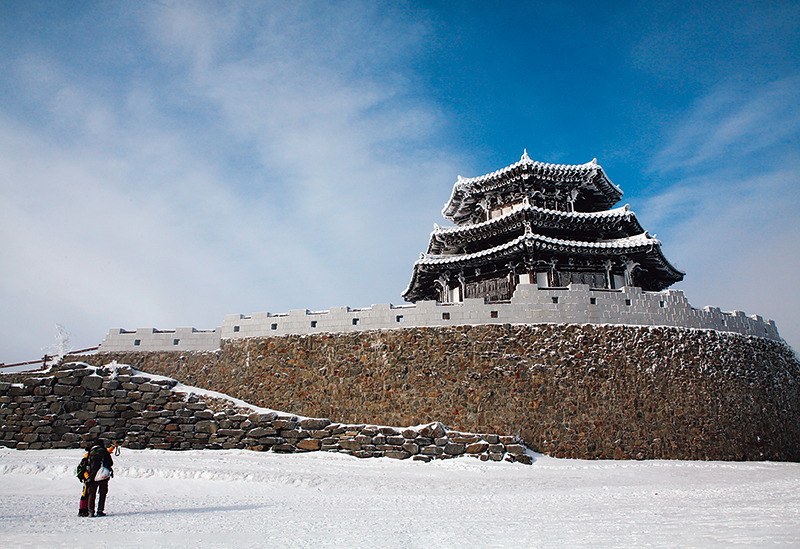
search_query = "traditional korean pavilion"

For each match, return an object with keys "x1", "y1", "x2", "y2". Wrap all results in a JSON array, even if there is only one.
[{"x1": 402, "y1": 151, "x2": 684, "y2": 303}]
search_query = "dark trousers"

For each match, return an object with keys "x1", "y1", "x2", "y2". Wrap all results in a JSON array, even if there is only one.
[{"x1": 86, "y1": 479, "x2": 109, "y2": 514}]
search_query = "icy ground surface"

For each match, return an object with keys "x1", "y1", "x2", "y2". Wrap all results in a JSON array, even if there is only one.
[{"x1": 1, "y1": 448, "x2": 798, "y2": 548}]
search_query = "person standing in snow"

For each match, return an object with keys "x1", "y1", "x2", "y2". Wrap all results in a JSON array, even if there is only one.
[{"x1": 85, "y1": 439, "x2": 114, "y2": 517}]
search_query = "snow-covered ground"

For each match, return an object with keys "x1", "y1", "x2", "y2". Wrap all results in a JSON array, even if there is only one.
[{"x1": 1, "y1": 448, "x2": 798, "y2": 548}]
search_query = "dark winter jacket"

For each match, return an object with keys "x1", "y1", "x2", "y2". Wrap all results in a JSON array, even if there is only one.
[{"x1": 87, "y1": 445, "x2": 113, "y2": 482}]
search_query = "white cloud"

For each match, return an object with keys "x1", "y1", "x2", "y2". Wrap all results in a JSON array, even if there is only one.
[{"x1": 0, "y1": 1, "x2": 458, "y2": 363}]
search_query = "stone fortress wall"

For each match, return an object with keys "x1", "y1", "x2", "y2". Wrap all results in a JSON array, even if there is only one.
[
  {"x1": 0, "y1": 363, "x2": 532, "y2": 464},
  {"x1": 80, "y1": 323, "x2": 800, "y2": 462},
  {"x1": 99, "y1": 284, "x2": 780, "y2": 352}
]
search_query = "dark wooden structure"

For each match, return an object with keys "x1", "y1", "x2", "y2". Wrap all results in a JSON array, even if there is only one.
[{"x1": 403, "y1": 152, "x2": 684, "y2": 303}]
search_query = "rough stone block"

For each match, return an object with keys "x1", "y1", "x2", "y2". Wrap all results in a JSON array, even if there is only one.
[
  {"x1": 355, "y1": 434, "x2": 372, "y2": 445},
  {"x1": 273, "y1": 420, "x2": 297, "y2": 430},
  {"x1": 515, "y1": 454, "x2": 533, "y2": 465},
  {"x1": 296, "y1": 439, "x2": 321, "y2": 451},
  {"x1": 280, "y1": 429, "x2": 308, "y2": 440},
  {"x1": 402, "y1": 442, "x2": 419, "y2": 455},
  {"x1": 505, "y1": 444, "x2": 526, "y2": 455},
  {"x1": 444, "y1": 443, "x2": 465, "y2": 455},
  {"x1": 217, "y1": 429, "x2": 245, "y2": 438},
  {"x1": 487, "y1": 444, "x2": 504, "y2": 454},
  {"x1": 299, "y1": 418, "x2": 331, "y2": 430},
  {"x1": 23, "y1": 378, "x2": 45, "y2": 387},
  {"x1": 421, "y1": 445, "x2": 443, "y2": 456},
  {"x1": 81, "y1": 376, "x2": 104, "y2": 391},
  {"x1": 320, "y1": 443, "x2": 341, "y2": 452},
  {"x1": 259, "y1": 437, "x2": 281, "y2": 446},
  {"x1": 247, "y1": 427, "x2": 276, "y2": 438},
  {"x1": 249, "y1": 412, "x2": 277, "y2": 424},
  {"x1": 194, "y1": 421, "x2": 218, "y2": 434},
  {"x1": 465, "y1": 441, "x2": 489, "y2": 454},
  {"x1": 339, "y1": 439, "x2": 361, "y2": 451}
]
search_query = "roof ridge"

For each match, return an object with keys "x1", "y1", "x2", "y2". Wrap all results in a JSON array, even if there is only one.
[{"x1": 455, "y1": 151, "x2": 599, "y2": 189}]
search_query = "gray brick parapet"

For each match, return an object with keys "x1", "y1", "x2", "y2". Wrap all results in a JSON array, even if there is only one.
[
  {"x1": 100, "y1": 326, "x2": 221, "y2": 352},
  {"x1": 98, "y1": 284, "x2": 780, "y2": 352}
]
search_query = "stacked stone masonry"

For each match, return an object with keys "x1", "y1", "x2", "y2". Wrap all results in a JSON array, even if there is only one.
[
  {"x1": 80, "y1": 324, "x2": 800, "y2": 461},
  {"x1": 99, "y1": 284, "x2": 780, "y2": 352},
  {"x1": 0, "y1": 363, "x2": 531, "y2": 464}
]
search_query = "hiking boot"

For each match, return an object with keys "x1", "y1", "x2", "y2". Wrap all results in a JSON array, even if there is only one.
[{"x1": 96, "y1": 511, "x2": 106, "y2": 517}]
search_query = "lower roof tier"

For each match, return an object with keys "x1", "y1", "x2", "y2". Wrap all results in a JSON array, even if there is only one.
[{"x1": 403, "y1": 231, "x2": 684, "y2": 301}]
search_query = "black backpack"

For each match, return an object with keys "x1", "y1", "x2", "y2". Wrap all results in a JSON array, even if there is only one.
[{"x1": 76, "y1": 453, "x2": 89, "y2": 482}]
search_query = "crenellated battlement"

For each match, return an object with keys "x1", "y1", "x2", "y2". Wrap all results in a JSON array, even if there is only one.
[{"x1": 99, "y1": 284, "x2": 780, "y2": 352}]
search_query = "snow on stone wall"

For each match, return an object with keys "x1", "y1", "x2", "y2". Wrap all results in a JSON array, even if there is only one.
[
  {"x1": 98, "y1": 284, "x2": 781, "y2": 353},
  {"x1": 0, "y1": 363, "x2": 531, "y2": 464},
  {"x1": 82, "y1": 324, "x2": 800, "y2": 461}
]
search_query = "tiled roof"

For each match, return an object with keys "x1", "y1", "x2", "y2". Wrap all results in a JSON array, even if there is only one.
[
  {"x1": 433, "y1": 203, "x2": 637, "y2": 235},
  {"x1": 442, "y1": 151, "x2": 624, "y2": 223},
  {"x1": 417, "y1": 231, "x2": 659, "y2": 266}
]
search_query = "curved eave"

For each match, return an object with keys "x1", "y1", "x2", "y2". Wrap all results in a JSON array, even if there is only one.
[
  {"x1": 403, "y1": 232, "x2": 684, "y2": 301},
  {"x1": 422, "y1": 232, "x2": 657, "y2": 266},
  {"x1": 442, "y1": 154, "x2": 624, "y2": 224},
  {"x1": 428, "y1": 203, "x2": 644, "y2": 254},
  {"x1": 645, "y1": 246, "x2": 686, "y2": 287}
]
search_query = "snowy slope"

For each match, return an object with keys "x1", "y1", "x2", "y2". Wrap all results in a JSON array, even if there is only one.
[{"x1": 1, "y1": 447, "x2": 798, "y2": 548}]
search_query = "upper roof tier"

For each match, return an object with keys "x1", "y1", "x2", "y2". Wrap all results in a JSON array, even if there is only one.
[{"x1": 442, "y1": 151, "x2": 624, "y2": 225}]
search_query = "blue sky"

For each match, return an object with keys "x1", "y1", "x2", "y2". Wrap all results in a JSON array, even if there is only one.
[{"x1": 1, "y1": 0, "x2": 798, "y2": 362}]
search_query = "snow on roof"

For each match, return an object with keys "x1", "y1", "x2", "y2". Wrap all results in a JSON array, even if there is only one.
[
  {"x1": 432, "y1": 202, "x2": 635, "y2": 236},
  {"x1": 452, "y1": 151, "x2": 607, "y2": 189},
  {"x1": 442, "y1": 151, "x2": 624, "y2": 222},
  {"x1": 416, "y1": 231, "x2": 659, "y2": 266}
]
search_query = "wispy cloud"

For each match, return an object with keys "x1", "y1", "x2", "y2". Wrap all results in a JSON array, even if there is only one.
[
  {"x1": 650, "y1": 75, "x2": 800, "y2": 175},
  {"x1": 638, "y1": 76, "x2": 800, "y2": 350}
]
